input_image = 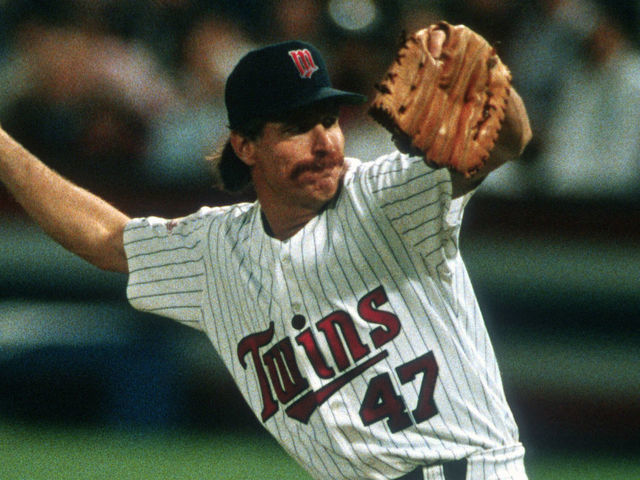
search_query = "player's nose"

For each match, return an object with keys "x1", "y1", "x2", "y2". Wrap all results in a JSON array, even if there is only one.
[{"x1": 310, "y1": 124, "x2": 333, "y2": 154}]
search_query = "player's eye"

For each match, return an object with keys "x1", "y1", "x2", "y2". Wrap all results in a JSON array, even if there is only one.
[
  {"x1": 321, "y1": 115, "x2": 339, "y2": 129},
  {"x1": 281, "y1": 123, "x2": 304, "y2": 135}
]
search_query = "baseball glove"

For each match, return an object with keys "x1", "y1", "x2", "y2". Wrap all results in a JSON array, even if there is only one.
[{"x1": 369, "y1": 21, "x2": 512, "y2": 177}]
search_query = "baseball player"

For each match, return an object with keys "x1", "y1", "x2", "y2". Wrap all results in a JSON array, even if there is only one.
[{"x1": 0, "y1": 28, "x2": 532, "y2": 480}]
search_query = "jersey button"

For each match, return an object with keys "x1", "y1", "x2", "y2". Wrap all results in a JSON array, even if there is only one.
[{"x1": 291, "y1": 314, "x2": 306, "y2": 330}]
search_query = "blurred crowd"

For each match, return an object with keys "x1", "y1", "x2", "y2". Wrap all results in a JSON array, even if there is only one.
[{"x1": 0, "y1": 0, "x2": 639, "y2": 202}]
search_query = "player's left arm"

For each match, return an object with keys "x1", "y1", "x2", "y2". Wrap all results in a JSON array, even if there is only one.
[{"x1": 451, "y1": 87, "x2": 532, "y2": 198}]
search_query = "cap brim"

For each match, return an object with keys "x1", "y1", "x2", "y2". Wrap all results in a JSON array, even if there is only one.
[{"x1": 300, "y1": 87, "x2": 367, "y2": 108}]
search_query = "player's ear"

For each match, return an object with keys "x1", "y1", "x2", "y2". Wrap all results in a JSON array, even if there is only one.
[{"x1": 230, "y1": 132, "x2": 257, "y2": 167}]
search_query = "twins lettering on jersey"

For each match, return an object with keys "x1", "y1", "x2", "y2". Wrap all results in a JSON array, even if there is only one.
[{"x1": 237, "y1": 286, "x2": 440, "y2": 433}]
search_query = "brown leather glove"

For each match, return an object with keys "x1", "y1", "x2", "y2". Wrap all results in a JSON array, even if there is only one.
[{"x1": 369, "y1": 21, "x2": 512, "y2": 177}]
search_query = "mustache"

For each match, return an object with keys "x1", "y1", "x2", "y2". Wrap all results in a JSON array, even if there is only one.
[{"x1": 290, "y1": 155, "x2": 344, "y2": 179}]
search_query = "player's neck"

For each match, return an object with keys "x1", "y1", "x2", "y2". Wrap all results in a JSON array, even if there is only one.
[
  {"x1": 259, "y1": 204, "x2": 320, "y2": 241},
  {"x1": 254, "y1": 178, "x2": 338, "y2": 241}
]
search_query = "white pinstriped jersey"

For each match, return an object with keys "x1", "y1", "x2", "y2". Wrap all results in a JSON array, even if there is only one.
[{"x1": 124, "y1": 152, "x2": 527, "y2": 480}]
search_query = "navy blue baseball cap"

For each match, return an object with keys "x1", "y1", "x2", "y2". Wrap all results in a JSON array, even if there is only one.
[{"x1": 225, "y1": 40, "x2": 366, "y2": 130}]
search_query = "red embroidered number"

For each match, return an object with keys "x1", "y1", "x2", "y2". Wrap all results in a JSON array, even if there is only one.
[{"x1": 359, "y1": 351, "x2": 439, "y2": 433}]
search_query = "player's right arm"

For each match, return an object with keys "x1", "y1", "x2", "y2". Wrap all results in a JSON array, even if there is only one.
[{"x1": 0, "y1": 126, "x2": 130, "y2": 273}]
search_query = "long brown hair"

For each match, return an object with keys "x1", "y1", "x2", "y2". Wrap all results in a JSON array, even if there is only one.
[{"x1": 208, "y1": 118, "x2": 266, "y2": 194}]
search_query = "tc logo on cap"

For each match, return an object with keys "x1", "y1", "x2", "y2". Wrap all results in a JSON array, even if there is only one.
[{"x1": 288, "y1": 49, "x2": 319, "y2": 79}]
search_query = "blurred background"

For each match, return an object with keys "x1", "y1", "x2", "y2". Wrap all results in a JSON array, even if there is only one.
[{"x1": 0, "y1": 0, "x2": 639, "y2": 478}]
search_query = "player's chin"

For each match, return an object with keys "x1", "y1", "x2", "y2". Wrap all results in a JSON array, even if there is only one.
[
  {"x1": 305, "y1": 166, "x2": 343, "y2": 191},
  {"x1": 297, "y1": 170, "x2": 342, "y2": 205}
]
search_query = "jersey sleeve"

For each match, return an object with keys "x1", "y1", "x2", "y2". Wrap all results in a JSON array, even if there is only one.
[
  {"x1": 351, "y1": 152, "x2": 474, "y2": 260},
  {"x1": 123, "y1": 208, "x2": 212, "y2": 331}
]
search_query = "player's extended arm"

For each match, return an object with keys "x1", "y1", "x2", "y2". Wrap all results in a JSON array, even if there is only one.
[{"x1": 0, "y1": 127, "x2": 130, "y2": 273}]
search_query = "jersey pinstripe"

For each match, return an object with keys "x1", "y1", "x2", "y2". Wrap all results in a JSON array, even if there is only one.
[{"x1": 124, "y1": 152, "x2": 527, "y2": 480}]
